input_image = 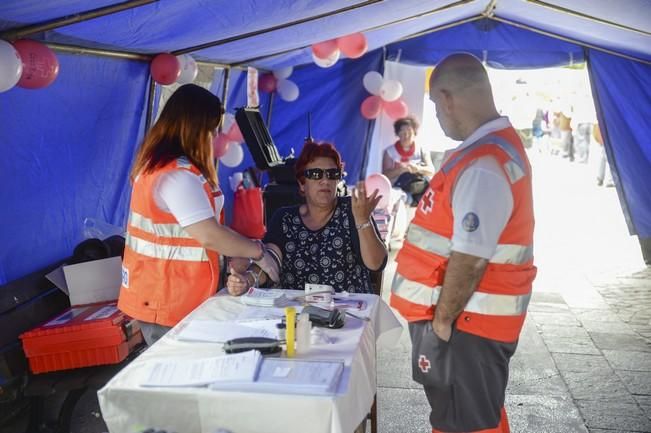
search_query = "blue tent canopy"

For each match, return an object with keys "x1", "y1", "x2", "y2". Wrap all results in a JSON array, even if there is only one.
[{"x1": 1, "y1": 0, "x2": 650, "y2": 283}]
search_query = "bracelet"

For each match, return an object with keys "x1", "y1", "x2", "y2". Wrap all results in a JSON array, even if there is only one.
[{"x1": 356, "y1": 220, "x2": 372, "y2": 231}]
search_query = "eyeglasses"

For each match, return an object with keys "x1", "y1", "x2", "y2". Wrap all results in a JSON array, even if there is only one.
[{"x1": 303, "y1": 168, "x2": 342, "y2": 180}]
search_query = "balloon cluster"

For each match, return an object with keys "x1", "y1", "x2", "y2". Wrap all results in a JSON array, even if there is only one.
[
  {"x1": 258, "y1": 66, "x2": 299, "y2": 102},
  {"x1": 0, "y1": 39, "x2": 60, "y2": 92},
  {"x1": 360, "y1": 71, "x2": 408, "y2": 120},
  {"x1": 311, "y1": 32, "x2": 368, "y2": 69},
  {"x1": 214, "y1": 113, "x2": 246, "y2": 167},
  {"x1": 150, "y1": 53, "x2": 198, "y2": 85}
]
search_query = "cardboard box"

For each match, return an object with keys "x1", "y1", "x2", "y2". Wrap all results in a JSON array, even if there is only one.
[{"x1": 45, "y1": 256, "x2": 122, "y2": 306}]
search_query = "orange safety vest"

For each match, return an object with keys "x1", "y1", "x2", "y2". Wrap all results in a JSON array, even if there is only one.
[
  {"x1": 118, "y1": 157, "x2": 221, "y2": 327},
  {"x1": 390, "y1": 127, "x2": 537, "y2": 343}
]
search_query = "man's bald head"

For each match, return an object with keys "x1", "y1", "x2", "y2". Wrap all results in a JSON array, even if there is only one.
[
  {"x1": 428, "y1": 53, "x2": 499, "y2": 141},
  {"x1": 429, "y1": 53, "x2": 491, "y2": 96}
]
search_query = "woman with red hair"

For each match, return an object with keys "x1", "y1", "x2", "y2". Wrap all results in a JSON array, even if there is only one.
[{"x1": 227, "y1": 141, "x2": 387, "y2": 294}]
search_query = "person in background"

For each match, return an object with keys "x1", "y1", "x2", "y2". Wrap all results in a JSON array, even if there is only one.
[
  {"x1": 391, "y1": 53, "x2": 536, "y2": 433},
  {"x1": 118, "y1": 84, "x2": 264, "y2": 346},
  {"x1": 594, "y1": 123, "x2": 614, "y2": 187},
  {"x1": 382, "y1": 116, "x2": 434, "y2": 206},
  {"x1": 226, "y1": 141, "x2": 388, "y2": 295}
]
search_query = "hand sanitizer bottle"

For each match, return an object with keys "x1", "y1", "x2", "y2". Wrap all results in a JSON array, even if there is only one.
[{"x1": 296, "y1": 313, "x2": 312, "y2": 353}]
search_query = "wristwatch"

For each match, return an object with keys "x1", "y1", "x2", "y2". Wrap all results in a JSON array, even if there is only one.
[{"x1": 356, "y1": 220, "x2": 372, "y2": 231}]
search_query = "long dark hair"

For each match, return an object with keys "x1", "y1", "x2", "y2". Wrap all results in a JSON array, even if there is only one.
[{"x1": 130, "y1": 84, "x2": 223, "y2": 187}]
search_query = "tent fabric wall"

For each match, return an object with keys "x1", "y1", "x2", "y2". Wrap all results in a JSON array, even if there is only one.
[
  {"x1": 588, "y1": 50, "x2": 651, "y2": 238},
  {"x1": 0, "y1": 54, "x2": 149, "y2": 284}
]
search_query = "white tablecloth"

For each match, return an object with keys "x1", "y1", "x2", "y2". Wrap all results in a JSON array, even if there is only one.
[{"x1": 98, "y1": 291, "x2": 402, "y2": 433}]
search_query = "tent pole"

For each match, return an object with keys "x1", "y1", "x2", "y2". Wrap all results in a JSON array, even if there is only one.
[
  {"x1": 0, "y1": 0, "x2": 158, "y2": 40},
  {"x1": 230, "y1": 0, "x2": 476, "y2": 67},
  {"x1": 266, "y1": 92, "x2": 275, "y2": 128},
  {"x1": 394, "y1": 16, "x2": 483, "y2": 44},
  {"x1": 172, "y1": 0, "x2": 382, "y2": 56},
  {"x1": 490, "y1": 16, "x2": 651, "y2": 66},
  {"x1": 525, "y1": 0, "x2": 651, "y2": 37},
  {"x1": 144, "y1": 79, "x2": 157, "y2": 132},
  {"x1": 219, "y1": 67, "x2": 232, "y2": 133},
  {"x1": 46, "y1": 42, "x2": 151, "y2": 61}
]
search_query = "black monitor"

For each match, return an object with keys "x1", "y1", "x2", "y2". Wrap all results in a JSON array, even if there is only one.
[{"x1": 235, "y1": 108, "x2": 283, "y2": 170}]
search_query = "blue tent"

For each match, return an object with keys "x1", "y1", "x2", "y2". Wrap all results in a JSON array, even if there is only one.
[{"x1": 1, "y1": 0, "x2": 650, "y2": 284}]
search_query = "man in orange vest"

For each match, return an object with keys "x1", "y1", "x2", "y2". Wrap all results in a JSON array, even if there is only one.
[{"x1": 390, "y1": 53, "x2": 537, "y2": 433}]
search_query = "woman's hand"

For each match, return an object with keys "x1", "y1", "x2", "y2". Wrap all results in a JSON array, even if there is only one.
[
  {"x1": 352, "y1": 181, "x2": 382, "y2": 224},
  {"x1": 226, "y1": 270, "x2": 251, "y2": 296}
]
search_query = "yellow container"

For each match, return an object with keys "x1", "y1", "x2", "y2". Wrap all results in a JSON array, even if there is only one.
[{"x1": 284, "y1": 306, "x2": 296, "y2": 358}]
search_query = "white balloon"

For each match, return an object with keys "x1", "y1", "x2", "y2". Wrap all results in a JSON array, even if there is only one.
[
  {"x1": 220, "y1": 142, "x2": 244, "y2": 167},
  {"x1": 312, "y1": 49, "x2": 340, "y2": 68},
  {"x1": 277, "y1": 79, "x2": 299, "y2": 102},
  {"x1": 229, "y1": 171, "x2": 244, "y2": 191},
  {"x1": 362, "y1": 71, "x2": 383, "y2": 96},
  {"x1": 0, "y1": 40, "x2": 23, "y2": 93},
  {"x1": 222, "y1": 112, "x2": 236, "y2": 132},
  {"x1": 379, "y1": 79, "x2": 403, "y2": 102},
  {"x1": 272, "y1": 66, "x2": 293, "y2": 79},
  {"x1": 176, "y1": 54, "x2": 198, "y2": 84}
]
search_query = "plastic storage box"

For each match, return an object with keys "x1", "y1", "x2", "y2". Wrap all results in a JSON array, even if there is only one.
[{"x1": 20, "y1": 302, "x2": 142, "y2": 374}]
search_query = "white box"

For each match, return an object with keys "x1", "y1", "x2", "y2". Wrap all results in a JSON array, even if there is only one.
[{"x1": 45, "y1": 256, "x2": 122, "y2": 306}]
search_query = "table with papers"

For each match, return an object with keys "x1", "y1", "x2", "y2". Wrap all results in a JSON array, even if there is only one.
[{"x1": 98, "y1": 290, "x2": 402, "y2": 433}]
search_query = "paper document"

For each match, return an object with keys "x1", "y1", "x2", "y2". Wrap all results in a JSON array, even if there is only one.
[
  {"x1": 175, "y1": 320, "x2": 277, "y2": 343},
  {"x1": 240, "y1": 288, "x2": 291, "y2": 307},
  {"x1": 210, "y1": 358, "x2": 344, "y2": 395},
  {"x1": 141, "y1": 350, "x2": 262, "y2": 388}
]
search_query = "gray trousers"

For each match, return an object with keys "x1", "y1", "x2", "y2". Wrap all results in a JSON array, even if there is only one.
[
  {"x1": 409, "y1": 321, "x2": 517, "y2": 432},
  {"x1": 139, "y1": 321, "x2": 172, "y2": 346}
]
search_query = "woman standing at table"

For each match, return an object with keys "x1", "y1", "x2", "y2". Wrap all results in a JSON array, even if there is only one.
[
  {"x1": 118, "y1": 84, "x2": 264, "y2": 345},
  {"x1": 226, "y1": 141, "x2": 387, "y2": 295}
]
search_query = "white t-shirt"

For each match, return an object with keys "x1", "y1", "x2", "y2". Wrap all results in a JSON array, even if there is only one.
[
  {"x1": 446, "y1": 117, "x2": 515, "y2": 259},
  {"x1": 153, "y1": 170, "x2": 224, "y2": 227}
]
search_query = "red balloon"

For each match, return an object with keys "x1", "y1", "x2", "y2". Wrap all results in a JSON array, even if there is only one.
[
  {"x1": 311, "y1": 39, "x2": 338, "y2": 59},
  {"x1": 360, "y1": 95, "x2": 383, "y2": 119},
  {"x1": 213, "y1": 133, "x2": 231, "y2": 158},
  {"x1": 258, "y1": 73, "x2": 277, "y2": 93},
  {"x1": 227, "y1": 122, "x2": 244, "y2": 143},
  {"x1": 151, "y1": 53, "x2": 180, "y2": 85},
  {"x1": 13, "y1": 39, "x2": 59, "y2": 89},
  {"x1": 384, "y1": 98, "x2": 409, "y2": 120},
  {"x1": 337, "y1": 33, "x2": 368, "y2": 59}
]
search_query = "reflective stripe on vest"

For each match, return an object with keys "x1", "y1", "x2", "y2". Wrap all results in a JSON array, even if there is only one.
[
  {"x1": 393, "y1": 274, "x2": 531, "y2": 316},
  {"x1": 128, "y1": 211, "x2": 193, "y2": 239},
  {"x1": 406, "y1": 225, "x2": 533, "y2": 265},
  {"x1": 442, "y1": 134, "x2": 526, "y2": 183},
  {"x1": 126, "y1": 233, "x2": 209, "y2": 262}
]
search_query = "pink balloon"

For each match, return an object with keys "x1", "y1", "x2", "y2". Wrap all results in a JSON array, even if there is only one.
[
  {"x1": 365, "y1": 173, "x2": 391, "y2": 210},
  {"x1": 258, "y1": 73, "x2": 277, "y2": 93},
  {"x1": 384, "y1": 99, "x2": 409, "y2": 120},
  {"x1": 13, "y1": 39, "x2": 59, "y2": 89},
  {"x1": 311, "y1": 39, "x2": 338, "y2": 59},
  {"x1": 213, "y1": 133, "x2": 231, "y2": 158},
  {"x1": 151, "y1": 53, "x2": 180, "y2": 85},
  {"x1": 337, "y1": 33, "x2": 368, "y2": 59},
  {"x1": 360, "y1": 95, "x2": 383, "y2": 119},
  {"x1": 227, "y1": 122, "x2": 244, "y2": 143}
]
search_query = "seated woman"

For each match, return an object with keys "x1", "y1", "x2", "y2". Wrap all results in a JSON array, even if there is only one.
[
  {"x1": 227, "y1": 141, "x2": 388, "y2": 295},
  {"x1": 382, "y1": 116, "x2": 434, "y2": 205}
]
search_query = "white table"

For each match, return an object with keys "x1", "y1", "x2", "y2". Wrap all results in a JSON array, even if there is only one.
[{"x1": 98, "y1": 291, "x2": 402, "y2": 433}]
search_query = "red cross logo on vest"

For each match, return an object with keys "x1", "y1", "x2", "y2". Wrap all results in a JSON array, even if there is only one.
[
  {"x1": 418, "y1": 354, "x2": 431, "y2": 373},
  {"x1": 419, "y1": 190, "x2": 434, "y2": 214}
]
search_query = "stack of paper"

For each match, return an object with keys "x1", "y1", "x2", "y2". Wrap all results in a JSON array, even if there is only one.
[
  {"x1": 141, "y1": 350, "x2": 262, "y2": 388},
  {"x1": 175, "y1": 319, "x2": 279, "y2": 343},
  {"x1": 240, "y1": 288, "x2": 291, "y2": 307}
]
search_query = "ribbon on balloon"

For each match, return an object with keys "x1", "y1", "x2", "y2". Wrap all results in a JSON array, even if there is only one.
[{"x1": 360, "y1": 71, "x2": 409, "y2": 120}]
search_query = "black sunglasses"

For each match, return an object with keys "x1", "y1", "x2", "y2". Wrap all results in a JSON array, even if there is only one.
[{"x1": 303, "y1": 168, "x2": 342, "y2": 180}]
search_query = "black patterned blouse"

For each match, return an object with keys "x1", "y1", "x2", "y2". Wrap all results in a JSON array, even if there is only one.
[{"x1": 263, "y1": 196, "x2": 385, "y2": 293}]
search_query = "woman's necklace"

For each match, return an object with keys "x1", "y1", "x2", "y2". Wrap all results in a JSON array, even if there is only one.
[{"x1": 301, "y1": 202, "x2": 336, "y2": 230}]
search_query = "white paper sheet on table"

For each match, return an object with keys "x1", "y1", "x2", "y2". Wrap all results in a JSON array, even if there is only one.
[
  {"x1": 175, "y1": 319, "x2": 277, "y2": 342},
  {"x1": 141, "y1": 350, "x2": 262, "y2": 387}
]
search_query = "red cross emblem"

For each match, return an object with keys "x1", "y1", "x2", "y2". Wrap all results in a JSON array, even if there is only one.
[
  {"x1": 418, "y1": 354, "x2": 431, "y2": 373},
  {"x1": 419, "y1": 190, "x2": 434, "y2": 214}
]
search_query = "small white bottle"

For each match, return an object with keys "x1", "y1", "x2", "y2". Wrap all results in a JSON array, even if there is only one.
[{"x1": 295, "y1": 313, "x2": 312, "y2": 353}]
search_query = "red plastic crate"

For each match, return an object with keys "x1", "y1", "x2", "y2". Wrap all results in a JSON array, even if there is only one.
[{"x1": 20, "y1": 302, "x2": 143, "y2": 374}]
